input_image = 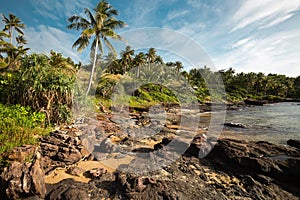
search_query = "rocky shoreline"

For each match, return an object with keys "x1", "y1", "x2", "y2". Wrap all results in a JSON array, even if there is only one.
[{"x1": 0, "y1": 106, "x2": 299, "y2": 199}]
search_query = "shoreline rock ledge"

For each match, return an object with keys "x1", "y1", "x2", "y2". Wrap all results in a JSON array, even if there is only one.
[{"x1": 0, "y1": 126, "x2": 299, "y2": 199}]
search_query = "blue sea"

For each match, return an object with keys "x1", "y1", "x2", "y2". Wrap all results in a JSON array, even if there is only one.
[{"x1": 224, "y1": 102, "x2": 300, "y2": 144}]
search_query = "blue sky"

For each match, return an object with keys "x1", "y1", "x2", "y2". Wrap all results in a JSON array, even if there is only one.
[{"x1": 1, "y1": 0, "x2": 300, "y2": 76}]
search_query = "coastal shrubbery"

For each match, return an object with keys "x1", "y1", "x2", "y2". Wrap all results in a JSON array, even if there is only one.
[
  {"x1": 0, "y1": 13, "x2": 81, "y2": 156},
  {"x1": 0, "y1": 52, "x2": 80, "y2": 124}
]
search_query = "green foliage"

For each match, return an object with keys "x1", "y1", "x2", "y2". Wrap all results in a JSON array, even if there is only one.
[
  {"x1": 0, "y1": 52, "x2": 79, "y2": 124},
  {"x1": 96, "y1": 73, "x2": 122, "y2": 99},
  {"x1": 0, "y1": 103, "x2": 48, "y2": 154}
]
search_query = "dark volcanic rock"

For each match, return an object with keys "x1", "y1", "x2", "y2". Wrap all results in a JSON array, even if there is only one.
[
  {"x1": 86, "y1": 168, "x2": 107, "y2": 179},
  {"x1": 287, "y1": 139, "x2": 300, "y2": 149},
  {"x1": 185, "y1": 134, "x2": 217, "y2": 158},
  {"x1": 46, "y1": 179, "x2": 91, "y2": 200},
  {"x1": 0, "y1": 159, "x2": 46, "y2": 200},
  {"x1": 43, "y1": 137, "x2": 300, "y2": 200},
  {"x1": 224, "y1": 122, "x2": 247, "y2": 128},
  {"x1": 244, "y1": 98, "x2": 266, "y2": 105},
  {"x1": 46, "y1": 172, "x2": 117, "y2": 199},
  {"x1": 66, "y1": 166, "x2": 85, "y2": 176},
  {"x1": 115, "y1": 170, "x2": 227, "y2": 200},
  {"x1": 205, "y1": 139, "x2": 300, "y2": 196}
]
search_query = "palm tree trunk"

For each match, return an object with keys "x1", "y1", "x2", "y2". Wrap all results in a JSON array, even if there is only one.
[
  {"x1": 9, "y1": 28, "x2": 13, "y2": 44},
  {"x1": 86, "y1": 38, "x2": 99, "y2": 95}
]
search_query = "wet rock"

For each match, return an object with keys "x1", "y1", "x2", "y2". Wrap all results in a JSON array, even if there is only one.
[
  {"x1": 287, "y1": 139, "x2": 300, "y2": 149},
  {"x1": 0, "y1": 160, "x2": 46, "y2": 199},
  {"x1": 244, "y1": 99, "x2": 265, "y2": 106},
  {"x1": 224, "y1": 122, "x2": 247, "y2": 128}
]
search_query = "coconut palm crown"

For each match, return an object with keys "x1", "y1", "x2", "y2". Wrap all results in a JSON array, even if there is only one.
[
  {"x1": 2, "y1": 13, "x2": 26, "y2": 44},
  {"x1": 67, "y1": 0, "x2": 126, "y2": 95}
]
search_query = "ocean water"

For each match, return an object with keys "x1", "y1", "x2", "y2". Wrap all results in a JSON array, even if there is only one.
[{"x1": 223, "y1": 102, "x2": 300, "y2": 144}]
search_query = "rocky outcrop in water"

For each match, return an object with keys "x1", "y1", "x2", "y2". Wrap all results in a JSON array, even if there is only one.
[
  {"x1": 224, "y1": 122, "x2": 247, "y2": 128},
  {"x1": 244, "y1": 99, "x2": 266, "y2": 106},
  {"x1": 287, "y1": 139, "x2": 300, "y2": 150}
]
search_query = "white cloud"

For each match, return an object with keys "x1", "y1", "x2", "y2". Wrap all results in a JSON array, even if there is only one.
[
  {"x1": 214, "y1": 29, "x2": 300, "y2": 77},
  {"x1": 30, "y1": 0, "x2": 93, "y2": 20},
  {"x1": 167, "y1": 10, "x2": 189, "y2": 20},
  {"x1": 25, "y1": 25, "x2": 83, "y2": 63},
  {"x1": 259, "y1": 13, "x2": 294, "y2": 29},
  {"x1": 231, "y1": 0, "x2": 300, "y2": 32},
  {"x1": 226, "y1": 37, "x2": 253, "y2": 50},
  {"x1": 124, "y1": 0, "x2": 164, "y2": 27}
]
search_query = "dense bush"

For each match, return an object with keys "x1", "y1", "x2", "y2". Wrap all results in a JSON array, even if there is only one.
[{"x1": 0, "y1": 52, "x2": 80, "y2": 124}]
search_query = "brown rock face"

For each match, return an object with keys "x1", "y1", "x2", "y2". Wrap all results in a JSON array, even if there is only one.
[
  {"x1": 4, "y1": 145, "x2": 37, "y2": 163},
  {"x1": 40, "y1": 130, "x2": 90, "y2": 173},
  {"x1": 0, "y1": 160, "x2": 46, "y2": 199}
]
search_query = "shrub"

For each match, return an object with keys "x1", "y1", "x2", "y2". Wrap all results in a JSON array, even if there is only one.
[{"x1": 0, "y1": 52, "x2": 80, "y2": 124}]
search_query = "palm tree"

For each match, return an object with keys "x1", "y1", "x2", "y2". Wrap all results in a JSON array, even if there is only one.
[
  {"x1": 120, "y1": 45, "x2": 134, "y2": 73},
  {"x1": 0, "y1": 31, "x2": 29, "y2": 70},
  {"x1": 146, "y1": 47, "x2": 157, "y2": 70},
  {"x1": 0, "y1": 31, "x2": 10, "y2": 59},
  {"x1": 2, "y1": 13, "x2": 26, "y2": 44},
  {"x1": 15, "y1": 35, "x2": 27, "y2": 45},
  {"x1": 154, "y1": 55, "x2": 164, "y2": 66},
  {"x1": 67, "y1": 0, "x2": 126, "y2": 95},
  {"x1": 175, "y1": 61, "x2": 183, "y2": 72},
  {"x1": 133, "y1": 52, "x2": 146, "y2": 77}
]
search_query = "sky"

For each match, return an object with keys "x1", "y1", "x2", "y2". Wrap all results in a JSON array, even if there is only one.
[{"x1": 1, "y1": 0, "x2": 300, "y2": 77}]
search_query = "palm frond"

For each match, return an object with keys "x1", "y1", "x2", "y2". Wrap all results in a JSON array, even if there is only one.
[
  {"x1": 72, "y1": 35, "x2": 90, "y2": 52},
  {"x1": 84, "y1": 8, "x2": 96, "y2": 25},
  {"x1": 15, "y1": 27, "x2": 24, "y2": 35},
  {"x1": 103, "y1": 37, "x2": 116, "y2": 55},
  {"x1": 104, "y1": 18, "x2": 125, "y2": 29},
  {"x1": 82, "y1": 28, "x2": 95, "y2": 37},
  {"x1": 67, "y1": 15, "x2": 91, "y2": 30}
]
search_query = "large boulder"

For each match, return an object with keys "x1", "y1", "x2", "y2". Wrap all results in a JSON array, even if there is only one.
[
  {"x1": 287, "y1": 139, "x2": 300, "y2": 150},
  {"x1": 0, "y1": 159, "x2": 46, "y2": 199},
  {"x1": 46, "y1": 179, "x2": 91, "y2": 200},
  {"x1": 206, "y1": 139, "x2": 300, "y2": 185},
  {"x1": 244, "y1": 99, "x2": 266, "y2": 106}
]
